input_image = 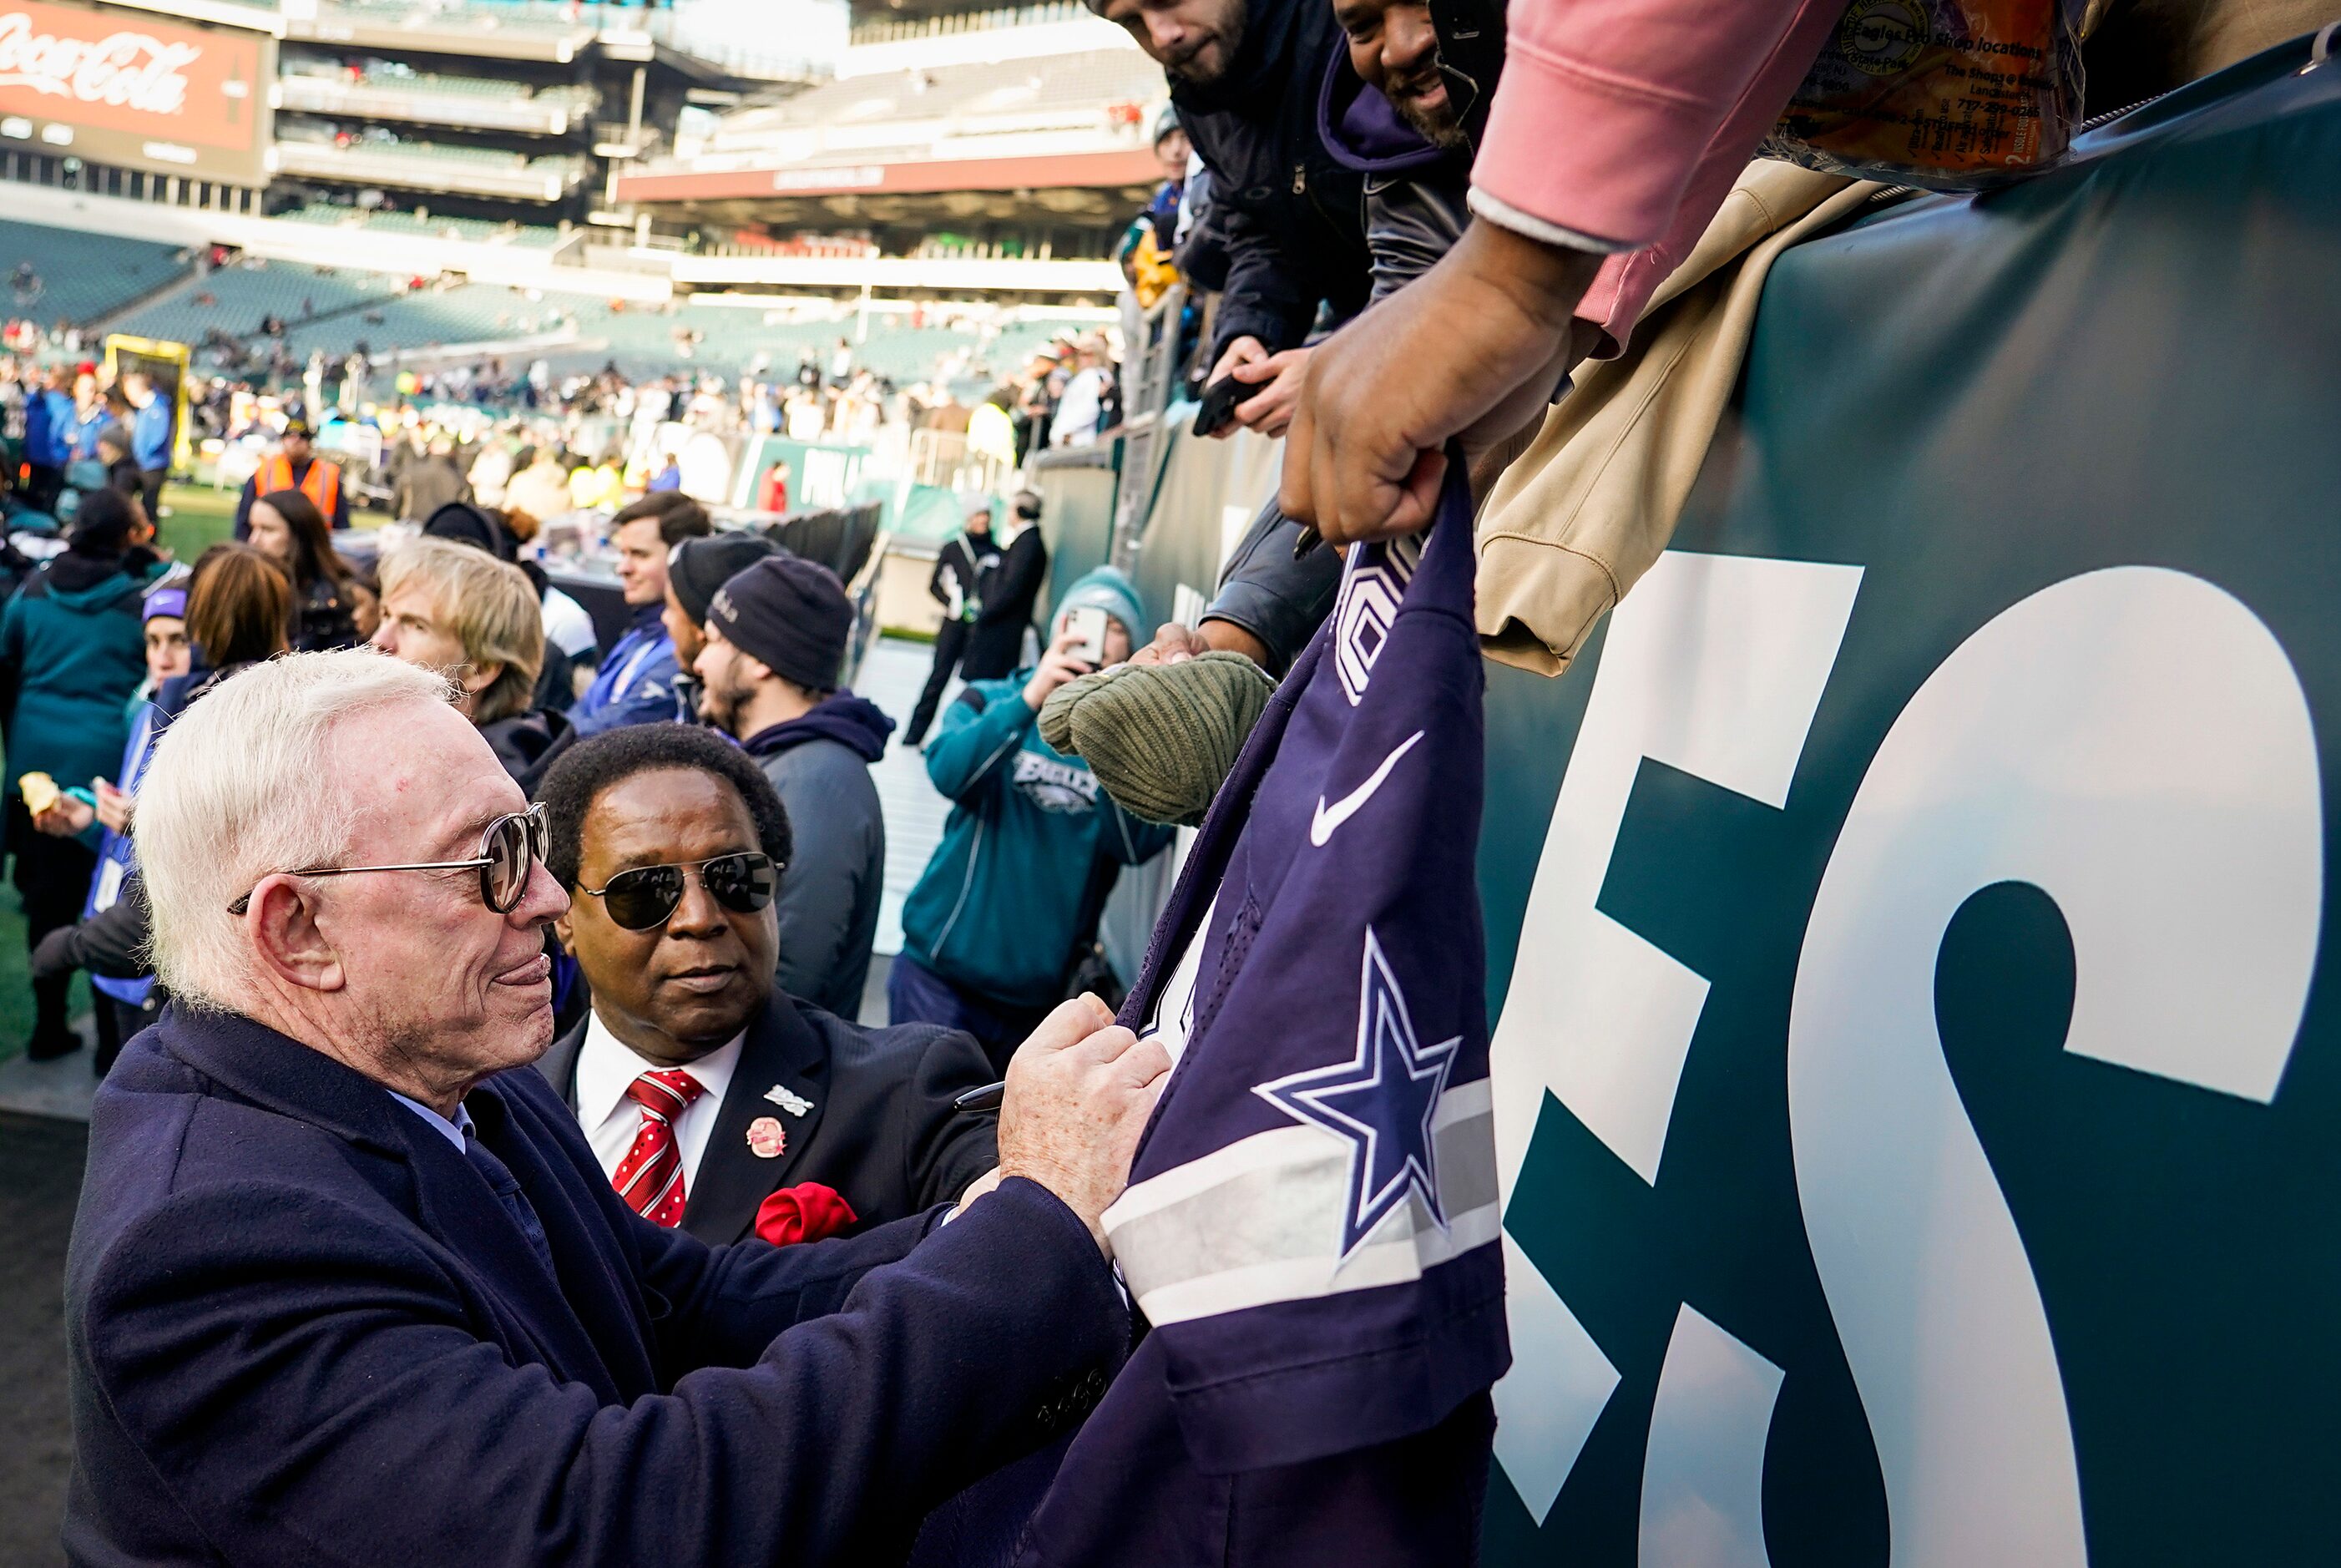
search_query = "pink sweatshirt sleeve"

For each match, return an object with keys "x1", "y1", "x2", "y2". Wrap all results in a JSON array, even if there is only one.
[{"x1": 1469, "y1": 0, "x2": 1848, "y2": 348}]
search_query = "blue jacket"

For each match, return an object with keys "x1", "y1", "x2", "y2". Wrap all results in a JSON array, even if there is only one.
[
  {"x1": 82, "y1": 700, "x2": 164, "y2": 1008},
  {"x1": 64, "y1": 1007, "x2": 1126, "y2": 1565},
  {"x1": 902, "y1": 677, "x2": 1173, "y2": 1009},
  {"x1": 570, "y1": 609, "x2": 683, "y2": 736},
  {"x1": 68, "y1": 405, "x2": 115, "y2": 462},
  {"x1": 23, "y1": 387, "x2": 71, "y2": 468},
  {"x1": 129, "y1": 396, "x2": 171, "y2": 472}
]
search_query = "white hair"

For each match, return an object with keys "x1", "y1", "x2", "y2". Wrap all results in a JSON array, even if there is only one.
[{"x1": 139, "y1": 650, "x2": 458, "y2": 1009}]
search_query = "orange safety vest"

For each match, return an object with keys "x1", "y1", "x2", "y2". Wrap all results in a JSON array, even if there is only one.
[{"x1": 257, "y1": 453, "x2": 340, "y2": 519}]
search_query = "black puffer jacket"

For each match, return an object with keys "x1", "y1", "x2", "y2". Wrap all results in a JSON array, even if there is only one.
[
  {"x1": 1170, "y1": 0, "x2": 1371, "y2": 363},
  {"x1": 1201, "y1": 45, "x2": 1506, "y2": 676},
  {"x1": 291, "y1": 573, "x2": 360, "y2": 652}
]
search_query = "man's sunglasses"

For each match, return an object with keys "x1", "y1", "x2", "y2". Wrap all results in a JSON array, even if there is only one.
[
  {"x1": 227, "y1": 804, "x2": 549, "y2": 916},
  {"x1": 578, "y1": 852, "x2": 778, "y2": 932}
]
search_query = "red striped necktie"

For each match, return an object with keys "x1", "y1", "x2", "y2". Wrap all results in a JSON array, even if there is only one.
[{"x1": 613, "y1": 1069, "x2": 705, "y2": 1227}]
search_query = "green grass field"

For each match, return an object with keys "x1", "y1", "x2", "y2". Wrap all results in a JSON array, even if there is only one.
[
  {"x1": 154, "y1": 478, "x2": 245, "y2": 558},
  {"x1": 0, "y1": 481, "x2": 355, "y2": 1060}
]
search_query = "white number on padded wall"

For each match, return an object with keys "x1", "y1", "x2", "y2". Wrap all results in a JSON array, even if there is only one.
[
  {"x1": 1787, "y1": 565, "x2": 2321, "y2": 1568},
  {"x1": 1492, "y1": 551, "x2": 1863, "y2": 1526}
]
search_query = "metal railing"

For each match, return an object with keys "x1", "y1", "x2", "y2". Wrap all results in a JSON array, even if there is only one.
[
  {"x1": 907, "y1": 426, "x2": 1016, "y2": 496},
  {"x1": 1108, "y1": 281, "x2": 1186, "y2": 569}
]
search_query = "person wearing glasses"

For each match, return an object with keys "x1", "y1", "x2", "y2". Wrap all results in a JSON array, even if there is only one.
[
  {"x1": 531, "y1": 724, "x2": 997, "y2": 1244},
  {"x1": 65, "y1": 650, "x2": 1166, "y2": 1566}
]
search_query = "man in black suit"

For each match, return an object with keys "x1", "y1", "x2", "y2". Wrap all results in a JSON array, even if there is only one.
[
  {"x1": 64, "y1": 650, "x2": 1166, "y2": 1565},
  {"x1": 535, "y1": 723, "x2": 998, "y2": 1242}
]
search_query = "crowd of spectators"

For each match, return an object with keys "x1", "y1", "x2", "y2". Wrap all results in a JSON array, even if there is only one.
[
  {"x1": 0, "y1": 391, "x2": 1159, "y2": 1084},
  {"x1": 2, "y1": 260, "x2": 1125, "y2": 480},
  {"x1": 13, "y1": 0, "x2": 2310, "y2": 1557}
]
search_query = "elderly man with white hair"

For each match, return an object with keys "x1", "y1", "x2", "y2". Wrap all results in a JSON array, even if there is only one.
[{"x1": 61, "y1": 650, "x2": 1165, "y2": 1566}]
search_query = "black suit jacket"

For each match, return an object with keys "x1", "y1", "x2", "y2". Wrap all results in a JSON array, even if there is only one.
[
  {"x1": 63, "y1": 1006, "x2": 1122, "y2": 1566},
  {"x1": 539, "y1": 990, "x2": 999, "y2": 1244}
]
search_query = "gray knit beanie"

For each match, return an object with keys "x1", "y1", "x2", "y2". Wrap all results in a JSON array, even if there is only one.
[{"x1": 1039, "y1": 651, "x2": 1277, "y2": 826}]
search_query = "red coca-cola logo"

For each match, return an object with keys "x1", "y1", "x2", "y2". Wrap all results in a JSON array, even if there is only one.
[{"x1": 0, "y1": 11, "x2": 201, "y2": 116}]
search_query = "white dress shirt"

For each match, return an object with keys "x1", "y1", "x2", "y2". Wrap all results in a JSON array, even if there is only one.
[{"x1": 574, "y1": 1012, "x2": 744, "y2": 1193}]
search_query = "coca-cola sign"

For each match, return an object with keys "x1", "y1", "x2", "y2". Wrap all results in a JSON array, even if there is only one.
[
  {"x1": 0, "y1": 1, "x2": 269, "y2": 182},
  {"x1": 0, "y1": 14, "x2": 201, "y2": 115}
]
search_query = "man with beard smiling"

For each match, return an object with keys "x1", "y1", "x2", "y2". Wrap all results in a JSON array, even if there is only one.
[
  {"x1": 1087, "y1": 0, "x2": 1519, "y2": 705},
  {"x1": 1323, "y1": 0, "x2": 1480, "y2": 292},
  {"x1": 1088, "y1": 0, "x2": 1372, "y2": 443},
  {"x1": 533, "y1": 724, "x2": 999, "y2": 1243},
  {"x1": 62, "y1": 650, "x2": 1166, "y2": 1566}
]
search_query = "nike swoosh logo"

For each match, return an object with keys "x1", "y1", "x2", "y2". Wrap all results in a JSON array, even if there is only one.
[{"x1": 1311, "y1": 731, "x2": 1425, "y2": 846}]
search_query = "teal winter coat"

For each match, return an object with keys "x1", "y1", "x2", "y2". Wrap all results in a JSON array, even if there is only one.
[
  {"x1": 901, "y1": 675, "x2": 1174, "y2": 1009},
  {"x1": 0, "y1": 548, "x2": 169, "y2": 840}
]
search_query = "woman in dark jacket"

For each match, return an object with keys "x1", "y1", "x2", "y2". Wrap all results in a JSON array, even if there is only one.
[
  {"x1": 245, "y1": 488, "x2": 358, "y2": 650},
  {"x1": 30, "y1": 543, "x2": 291, "y2": 1064}
]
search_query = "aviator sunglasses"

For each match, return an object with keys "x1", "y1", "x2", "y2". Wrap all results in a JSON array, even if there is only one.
[
  {"x1": 227, "y1": 804, "x2": 550, "y2": 916},
  {"x1": 578, "y1": 852, "x2": 779, "y2": 932}
]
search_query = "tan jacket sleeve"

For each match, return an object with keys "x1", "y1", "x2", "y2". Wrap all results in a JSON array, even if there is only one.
[{"x1": 1474, "y1": 164, "x2": 1882, "y2": 675}]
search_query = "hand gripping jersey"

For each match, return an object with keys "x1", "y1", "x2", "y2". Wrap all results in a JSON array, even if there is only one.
[{"x1": 1019, "y1": 463, "x2": 1506, "y2": 1566}]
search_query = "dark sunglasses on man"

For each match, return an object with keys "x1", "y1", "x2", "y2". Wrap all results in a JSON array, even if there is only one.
[
  {"x1": 227, "y1": 804, "x2": 551, "y2": 916},
  {"x1": 579, "y1": 852, "x2": 779, "y2": 933}
]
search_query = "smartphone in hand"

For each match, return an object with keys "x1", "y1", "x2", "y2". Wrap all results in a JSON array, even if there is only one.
[
  {"x1": 1191, "y1": 373, "x2": 1246, "y2": 438},
  {"x1": 1068, "y1": 606, "x2": 1110, "y2": 665}
]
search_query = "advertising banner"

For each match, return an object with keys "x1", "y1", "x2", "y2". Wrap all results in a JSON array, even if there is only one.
[
  {"x1": 1119, "y1": 36, "x2": 2340, "y2": 1566},
  {"x1": 1474, "y1": 42, "x2": 2340, "y2": 1566},
  {"x1": 0, "y1": 0, "x2": 272, "y2": 184}
]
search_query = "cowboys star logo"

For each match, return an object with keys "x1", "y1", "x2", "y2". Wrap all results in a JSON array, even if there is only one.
[{"x1": 1256, "y1": 926, "x2": 1459, "y2": 1257}]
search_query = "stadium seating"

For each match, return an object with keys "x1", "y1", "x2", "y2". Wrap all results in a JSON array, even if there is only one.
[
  {"x1": 82, "y1": 235, "x2": 1104, "y2": 394},
  {"x1": 276, "y1": 62, "x2": 598, "y2": 134},
  {"x1": 277, "y1": 124, "x2": 579, "y2": 171},
  {"x1": 0, "y1": 221, "x2": 192, "y2": 330},
  {"x1": 109, "y1": 265, "x2": 410, "y2": 349},
  {"x1": 848, "y1": 1, "x2": 1095, "y2": 47},
  {"x1": 690, "y1": 47, "x2": 1161, "y2": 161},
  {"x1": 278, "y1": 205, "x2": 569, "y2": 249},
  {"x1": 275, "y1": 124, "x2": 590, "y2": 199},
  {"x1": 306, "y1": 0, "x2": 594, "y2": 43}
]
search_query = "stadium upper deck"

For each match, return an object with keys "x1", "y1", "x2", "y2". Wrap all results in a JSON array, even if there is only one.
[
  {"x1": 617, "y1": 4, "x2": 1163, "y2": 272},
  {"x1": 0, "y1": 0, "x2": 1155, "y2": 310}
]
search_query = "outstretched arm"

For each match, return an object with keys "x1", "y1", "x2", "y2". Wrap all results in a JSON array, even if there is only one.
[
  {"x1": 1281, "y1": 0, "x2": 1845, "y2": 546},
  {"x1": 85, "y1": 1178, "x2": 1120, "y2": 1568}
]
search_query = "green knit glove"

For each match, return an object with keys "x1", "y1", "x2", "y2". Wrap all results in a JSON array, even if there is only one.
[{"x1": 1039, "y1": 651, "x2": 1279, "y2": 827}]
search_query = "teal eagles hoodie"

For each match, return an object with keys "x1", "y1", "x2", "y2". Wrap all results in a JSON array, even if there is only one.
[
  {"x1": 0, "y1": 547, "x2": 169, "y2": 834},
  {"x1": 901, "y1": 675, "x2": 1175, "y2": 1009}
]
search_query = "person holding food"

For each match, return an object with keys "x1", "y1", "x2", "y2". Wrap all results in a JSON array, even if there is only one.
[
  {"x1": 0, "y1": 488, "x2": 169, "y2": 1060},
  {"x1": 24, "y1": 583, "x2": 188, "y2": 1074}
]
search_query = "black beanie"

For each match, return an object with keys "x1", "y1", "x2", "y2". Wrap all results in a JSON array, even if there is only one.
[
  {"x1": 670, "y1": 534, "x2": 781, "y2": 626},
  {"x1": 707, "y1": 554, "x2": 853, "y2": 693},
  {"x1": 422, "y1": 501, "x2": 515, "y2": 562},
  {"x1": 716, "y1": 559, "x2": 866, "y2": 692},
  {"x1": 68, "y1": 487, "x2": 137, "y2": 554}
]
